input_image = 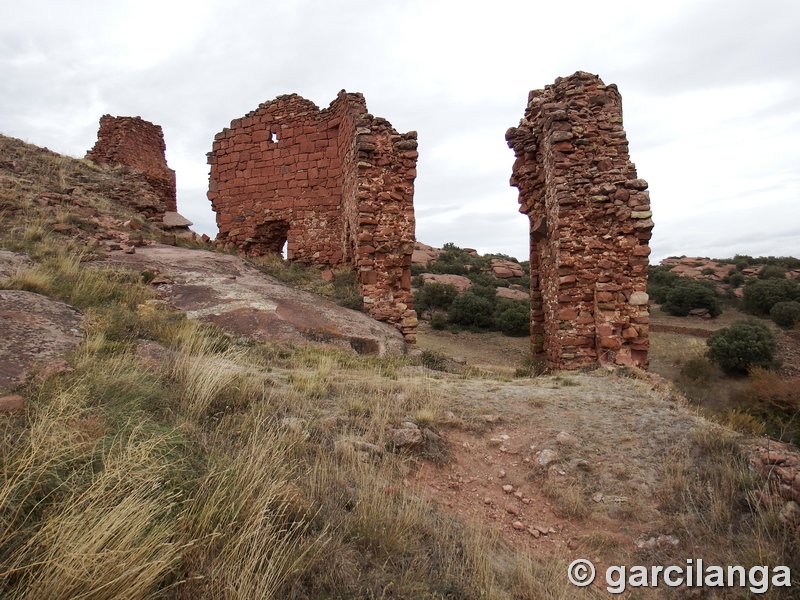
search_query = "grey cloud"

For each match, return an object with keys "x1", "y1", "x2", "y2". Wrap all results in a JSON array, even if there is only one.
[
  {"x1": 417, "y1": 210, "x2": 529, "y2": 260},
  {"x1": 1, "y1": 1, "x2": 798, "y2": 265},
  {"x1": 617, "y1": 0, "x2": 800, "y2": 95}
]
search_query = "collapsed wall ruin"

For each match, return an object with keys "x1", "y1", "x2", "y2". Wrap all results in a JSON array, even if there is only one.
[
  {"x1": 506, "y1": 72, "x2": 652, "y2": 371},
  {"x1": 207, "y1": 91, "x2": 419, "y2": 342},
  {"x1": 86, "y1": 115, "x2": 177, "y2": 218}
]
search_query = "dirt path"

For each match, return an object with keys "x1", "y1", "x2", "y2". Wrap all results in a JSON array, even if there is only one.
[{"x1": 409, "y1": 369, "x2": 700, "y2": 561}]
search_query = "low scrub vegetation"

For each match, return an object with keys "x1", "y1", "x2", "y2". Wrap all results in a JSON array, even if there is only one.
[
  {"x1": 658, "y1": 425, "x2": 799, "y2": 584},
  {"x1": 413, "y1": 243, "x2": 531, "y2": 336},
  {"x1": 662, "y1": 279, "x2": 722, "y2": 317},
  {"x1": 731, "y1": 369, "x2": 800, "y2": 444},
  {"x1": 649, "y1": 256, "x2": 800, "y2": 327},
  {"x1": 742, "y1": 279, "x2": 800, "y2": 316}
]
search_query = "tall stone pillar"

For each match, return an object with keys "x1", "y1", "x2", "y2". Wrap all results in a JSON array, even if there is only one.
[{"x1": 507, "y1": 72, "x2": 652, "y2": 371}]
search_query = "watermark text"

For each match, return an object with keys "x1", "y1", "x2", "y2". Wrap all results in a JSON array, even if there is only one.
[{"x1": 567, "y1": 559, "x2": 791, "y2": 594}]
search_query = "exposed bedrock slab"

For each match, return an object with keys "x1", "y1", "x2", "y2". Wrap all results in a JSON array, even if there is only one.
[
  {"x1": 0, "y1": 290, "x2": 85, "y2": 393},
  {"x1": 105, "y1": 245, "x2": 406, "y2": 356}
]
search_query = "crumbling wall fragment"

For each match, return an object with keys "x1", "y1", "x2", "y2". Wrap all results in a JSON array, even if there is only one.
[
  {"x1": 207, "y1": 91, "x2": 418, "y2": 342},
  {"x1": 506, "y1": 72, "x2": 652, "y2": 370},
  {"x1": 86, "y1": 115, "x2": 177, "y2": 217}
]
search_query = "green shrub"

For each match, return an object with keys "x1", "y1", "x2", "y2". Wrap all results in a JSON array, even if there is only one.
[
  {"x1": 464, "y1": 272, "x2": 498, "y2": 288},
  {"x1": 733, "y1": 254, "x2": 755, "y2": 271},
  {"x1": 447, "y1": 292, "x2": 494, "y2": 328},
  {"x1": 742, "y1": 279, "x2": 800, "y2": 315},
  {"x1": 725, "y1": 272, "x2": 745, "y2": 288},
  {"x1": 661, "y1": 280, "x2": 722, "y2": 317},
  {"x1": 647, "y1": 265, "x2": 681, "y2": 304},
  {"x1": 759, "y1": 265, "x2": 787, "y2": 280},
  {"x1": 770, "y1": 301, "x2": 800, "y2": 328},
  {"x1": 706, "y1": 319, "x2": 777, "y2": 374},
  {"x1": 495, "y1": 302, "x2": 530, "y2": 336},
  {"x1": 469, "y1": 285, "x2": 498, "y2": 302},
  {"x1": 413, "y1": 282, "x2": 459, "y2": 312},
  {"x1": 430, "y1": 312, "x2": 448, "y2": 330}
]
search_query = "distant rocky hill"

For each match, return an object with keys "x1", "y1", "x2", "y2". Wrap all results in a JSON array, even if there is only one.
[{"x1": 658, "y1": 255, "x2": 800, "y2": 299}]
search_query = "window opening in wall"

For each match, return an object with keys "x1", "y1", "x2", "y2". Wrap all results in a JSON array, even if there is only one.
[
  {"x1": 281, "y1": 240, "x2": 288, "y2": 259},
  {"x1": 272, "y1": 131, "x2": 279, "y2": 143}
]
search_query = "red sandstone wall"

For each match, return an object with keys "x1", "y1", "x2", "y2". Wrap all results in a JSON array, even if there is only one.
[
  {"x1": 208, "y1": 95, "x2": 344, "y2": 261},
  {"x1": 507, "y1": 72, "x2": 652, "y2": 370},
  {"x1": 332, "y1": 94, "x2": 418, "y2": 341},
  {"x1": 208, "y1": 92, "x2": 418, "y2": 341},
  {"x1": 86, "y1": 115, "x2": 177, "y2": 215}
]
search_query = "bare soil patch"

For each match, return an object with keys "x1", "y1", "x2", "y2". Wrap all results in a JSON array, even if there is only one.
[{"x1": 415, "y1": 322, "x2": 529, "y2": 374}]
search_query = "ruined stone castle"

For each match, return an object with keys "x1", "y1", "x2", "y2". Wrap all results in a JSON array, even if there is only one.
[{"x1": 85, "y1": 73, "x2": 651, "y2": 366}]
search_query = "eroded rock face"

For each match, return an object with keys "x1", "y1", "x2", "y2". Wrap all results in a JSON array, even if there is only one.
[
  {"x1": 0, "y1": 290, "x2": 84, "y2": 393},
  {"x1": 412, "y1": 242, "x2": 440, "y2": 266},
  {"x1": 86, "y1": 115, "x2": 177, "y2": 217},
  {"x1": 507, "y1": 72, "x2": 651, "y2": 370},
  {"x1": 491, "y1": 259, "x2": 525, "y2": 279},
  {"x1": 207, "y1": 91, "x2": 418, "y2": 342}
]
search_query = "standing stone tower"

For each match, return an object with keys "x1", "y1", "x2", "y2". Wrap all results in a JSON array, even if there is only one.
[{"x1": 506, "y1": 72, "x2": 652, "y2": 371}]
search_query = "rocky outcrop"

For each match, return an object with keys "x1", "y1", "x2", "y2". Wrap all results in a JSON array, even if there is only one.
[
  {"x1": 412, "y1": 242, "x2": 441, "y2": 266},
  {"x1": 105, "y1": 245, "x2": 407, "y2": 356},
  {"x1": 507, "y1": 72, "x2": 652, "y2": 371},
  {"x1": 420, "y1": 273, "x2": 473, "y2": 292},
  {"x1": 86, "y1": 116, "x2": 177, "y2": 218},
  {"x1": 0, "y1": 289, "x2": 84, "y2": 393},
  {"x1": 491, "y1": 259, "x2": 525, "y2": 279},
  {"x1": 496, "y1": 287, "x2": 529, "y2": 301},
  {"x1": 207, "y1": 92, "x2": 418, "y2": 342}
]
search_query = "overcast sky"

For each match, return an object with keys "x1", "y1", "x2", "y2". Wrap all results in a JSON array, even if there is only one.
[{"x1": 1, "y1": 0, "x2": 798, "y2": 263}]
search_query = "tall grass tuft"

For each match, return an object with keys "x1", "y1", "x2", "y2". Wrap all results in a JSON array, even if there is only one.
[
  {"x1": 178, "y1": 416, "x2": 325, "y2": 599},
  {"x1": 2, "y1": 426, "x2": 182, "y2": 599}
]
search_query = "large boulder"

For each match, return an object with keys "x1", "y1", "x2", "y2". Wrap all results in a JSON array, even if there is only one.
[
  {"x1": 420, "y1": 273, "x2": 473, "y2": 292},
  {"x1": 491, "y1": 259, "x2": 525, "y2": 279}
]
